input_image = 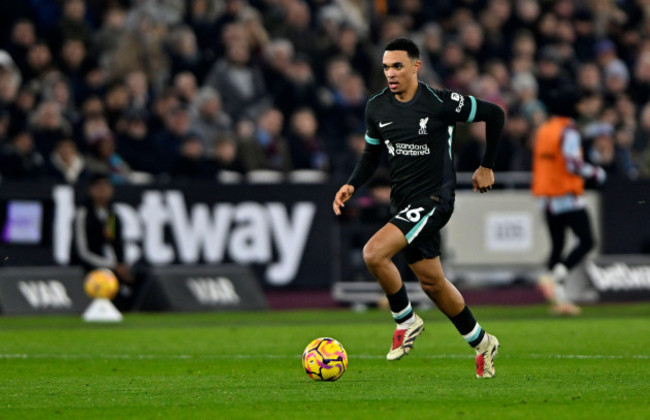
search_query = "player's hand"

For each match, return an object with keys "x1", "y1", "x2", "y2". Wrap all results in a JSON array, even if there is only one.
[
  {"x1": 333, "y1": 184, "x2": 355, "y2": 215},
  {"x1": 472, "y1": 166, "x2": 494, "y2": 193}
]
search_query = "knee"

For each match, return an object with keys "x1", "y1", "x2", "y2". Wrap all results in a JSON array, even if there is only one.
[
  {"x1": 362, "y1": 242, "x2": 382, "y2": 268},
  {"x1": 419, "y1": 274, "x2": 446, "y2": 297}
]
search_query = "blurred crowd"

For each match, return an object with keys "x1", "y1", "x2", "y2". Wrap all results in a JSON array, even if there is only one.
[{"x1": 0, "y1": 0, "x2": 649, "y2": 186}]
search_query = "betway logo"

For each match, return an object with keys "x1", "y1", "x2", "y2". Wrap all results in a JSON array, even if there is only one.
[
  {"x1": 52, "y1": 187, "x2": 316, "y2": 286},
  {"x1": 186, "y1": 277, "x2": 241, "y2": 305},
  {"x1": 18, "y1": 280, "x2": 72, "y2": 308},
  {"x1": 586, "y1": 261, "x2": 650, "y2": 291}
]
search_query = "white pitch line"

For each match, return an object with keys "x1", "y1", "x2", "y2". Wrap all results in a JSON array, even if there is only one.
[{"x1": 0, "y1": 353, "x2": 648, "y2": 360}]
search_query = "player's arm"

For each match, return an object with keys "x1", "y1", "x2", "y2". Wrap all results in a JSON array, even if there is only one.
[
  {"x1": 561, "y1": 127, "x2": 606, "y2": 184},
  {"x1": 333, "y1": 103, "x2": 383, "y2": 215},
  {"x1": 470, "y1": 99, "x2": 505, "y2": 171},
  {"x1": 333, "y1": 140, "x2": 382, "y2": 215},
  {"x1": 440, "y1": 90, "x2": 505, "y2": 192},
  {"x1": 467, "y1": 99, "x2": 505, "y2": 193}
]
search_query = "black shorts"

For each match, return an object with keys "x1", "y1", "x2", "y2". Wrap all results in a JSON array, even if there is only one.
[{"x1": 389, "y1": 196, "x2": 454, "y2": 264}]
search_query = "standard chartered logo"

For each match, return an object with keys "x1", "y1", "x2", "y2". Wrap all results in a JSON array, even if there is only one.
[{"x1": 392, "y1": 143, "x2": 431, "y2": 156}]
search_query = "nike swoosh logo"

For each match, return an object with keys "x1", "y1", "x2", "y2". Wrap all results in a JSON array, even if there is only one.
[{"x1": 379, "y1": 121, "x2": 393, "y2": 128}]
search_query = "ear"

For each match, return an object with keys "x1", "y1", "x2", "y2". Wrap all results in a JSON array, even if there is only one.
[{"x1": 413, "y1": 59, "x2": 421, "y2": 73}]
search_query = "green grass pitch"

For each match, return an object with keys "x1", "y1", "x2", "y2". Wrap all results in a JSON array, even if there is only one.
[{"x1": 1, "y1": 303, "x2": 649, "y2": 419}]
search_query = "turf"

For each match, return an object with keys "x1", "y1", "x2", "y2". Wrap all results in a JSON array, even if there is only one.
[{"x1": 1, "y1": 303, "x2": 649, "y2": 419}]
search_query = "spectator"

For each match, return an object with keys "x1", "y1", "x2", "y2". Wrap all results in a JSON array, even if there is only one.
[
  {"x1": 270, "y1": 0, "x2": 320, "y2": 62},
  {"x1": 286, "y1": 107, "x2": 329, "y2": 171},
  {"x1": 125, "y1": 69, "x2": 152, "y2": 112},
  {"x1": 574, "y1": 90, "x2": 604, "y2": 131},
  {"x1": 57, "y1": 37, "x2": 94, "y2": 105},
  {"x1": 7, "y1": 84, "x2": 37, "y2": 137},
  {"x1": 210, "y1": 133, "x2": 245, "y2": 175},
  {"x1": 107, "y1": 11, "x2": 169, "y2": 89},
  {"x1": 41, "y1": 73, "x2": 80, "y2": 126},
  {"x1": 172, "y1": 71, "x2": 198, "y2": 105},
  {"x1": 325, "y1": 25, "x2": 375, "y2": 84},
  {"x1": 104, "y1": 81, "x2": 131, "y2": 129},
  {"x1": 166, "y1": 25, "x2": 209, "y2": 81},
  {"x1": 152, "y1": 104, "x2": 192, "y2": 175},
  {"x1": 0, "y1": 0, "x2": 648, "y2": 179},
  {"x1": 572, "y1": 9, "x2": 598, "y2": 62},
  {"x1": 85, "y1": 130, "x2": 132, "y2": 184},
  {"x1": 46, "y1": 137, "x2": 88, "y2": 184},
  {"x1": 93, "y1": 7, "x2": 128, "y2": 57},
  {"x1": 173, "y1": 133, "x2": 217, "y2": 180},
  {"x1": 584, "y1": 122, "x2": 634, "y2": 179},
  {"x1": 28, "y1": 100, "x2": 71, "y2": 158},
  {"x1": 24, "y1": 41, "x2": 55, "y2": 83},
  {"x1": 511, "y1": 72, "x2": 546, "y2": 127},
  {"x1": 535, "y1": 46, "x2": 574, "y2": 107},
  {"x1": 0, "y1": 50, "x2": 22, "y2": 106},
  {"x1": 576, "y1": 62, "x2": 603, "y2": 94},
  {"x1": 418, "y1": 22, "x2": 445, "y2": 84},
  {"x1": 0, "y1": 130, "x2": 45, "y2": 180},
  {"x1": 203, "y1": 33, "x2": 270, "y2": 121},
  {"x1": 238, "y1": 107, "x2": 292, "y2": 173},
  {"x1": 51, "y1": 0, "x2": 92, "y2": 52},
  {"x1": 115, "y1": 109, "x2": 157, "y2": 175},
  {"x1": 239, "y1": 7, "x2": 270, "y2": 56},
  {"x1": 189, "y1": 87, "x2": 232, "y2": 153},
  {"x1": 208, "y1": 0, "x2": 249, "y2": 57},
  {"x1": 184, "y1": 0, "x2": 219, "y2": 55},
  {"x1": 502, "y1": 109, "x2": 534, "y2": 171},
  {"x1": 6, "y1": 19, "x2": 36, "y2": 74}
]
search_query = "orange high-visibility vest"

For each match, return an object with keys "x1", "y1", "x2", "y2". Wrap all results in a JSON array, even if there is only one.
[{"x1": 532, "y1": 116, "x2": 584, "y2": 197}]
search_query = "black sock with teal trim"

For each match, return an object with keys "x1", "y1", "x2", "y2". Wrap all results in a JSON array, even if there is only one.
[
  {"x1": 387, "y1": 284, "x2": 414, "y2": 325},
  {"x1": 449, "y1": 306, "x2": 485, "y2": 347}
]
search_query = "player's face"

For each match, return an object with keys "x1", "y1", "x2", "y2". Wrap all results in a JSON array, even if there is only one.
[{"x1": 382, "y1": 50, "x2": 420, "y2": 96}]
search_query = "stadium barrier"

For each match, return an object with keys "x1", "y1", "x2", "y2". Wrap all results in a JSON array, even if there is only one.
[
  {"x1": 149, "y1": 265, "x2": 268, "y2": 311},
  {"x1": 1, "y1": 178, "x2": 649, "y2": 310},
  {"x1": 0, "y1": 264, "x2": 267, "y2": 314},
  {"x1": 0, "y1": 180, "x2": 336, "y2": 289},
  {"x1": 0, "y1": 266, "x2": 90, "y2": 315},
  {"x1": 584, "y1": 255, "x2": 650, "y2": 300}
]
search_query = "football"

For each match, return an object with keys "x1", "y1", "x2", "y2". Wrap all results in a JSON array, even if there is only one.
[
  {"x1": 84, "y1": 268, "x2": 119, "y2": 299},
  {"x1": 302, "y1": 337, "x2": 348, "y2": 381}
]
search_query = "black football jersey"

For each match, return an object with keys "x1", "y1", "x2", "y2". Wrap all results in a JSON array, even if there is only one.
[{"x1": 364, "y1": 81, "x2": 477, "y2": 209}]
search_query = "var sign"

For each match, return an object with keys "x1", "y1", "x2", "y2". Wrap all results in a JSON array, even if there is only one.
[
  {"x1": 17, "y1": 280, "x2": 72, "y2": 309},
  {"x1": 151, "y1": 265, "x2": 267, "y2": 311},
  {"x1": 0, "y1": 267, "x2": 90, "y2": 315},
  {"x1": 186, "y1": 277, "x2": 241, "y2": 305}
]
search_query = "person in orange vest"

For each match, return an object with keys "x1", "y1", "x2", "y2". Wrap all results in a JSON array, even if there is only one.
[{"x1": 532, "y1": 88, "x2": 606, "y2": 315}]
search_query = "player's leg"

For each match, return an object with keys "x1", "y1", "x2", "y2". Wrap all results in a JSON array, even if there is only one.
[
  {"x1": 362, "y1": 223, "x2": 408, "y2": 295},
  {"x1": 538, "y1": 211, "x2": 569, "y2": 302},
  {"x1": 409, "y1": 257, "x2": 499, "y2": 378},
  {"x1": 546, "y1": 210, "x2": 567, "y2": 270},
  {"x1": 563, "y1": 209, "x2": 595, "y2": 270},
  {"x1": 549, "y1": 209, "x2": 594, "y2": 315},
  {"x1": 363, "y1": 223, "x2": 424, "y2": 360},
  {"x1": 409, "y1": 256, "x2": 463, "y2": 314}
]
